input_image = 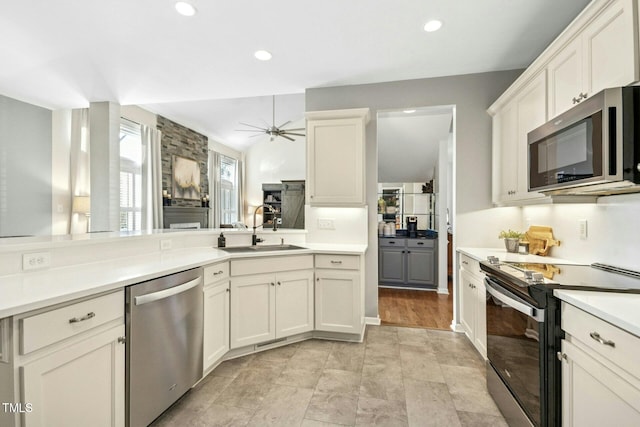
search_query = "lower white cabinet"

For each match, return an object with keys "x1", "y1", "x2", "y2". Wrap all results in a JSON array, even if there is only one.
[
  {"x1": 458, "y1": 253, "x2": 487, "y2": 358},
  {"x1": 22, "y1": 325, "x2": 125, "y2": 427},
  {"x1": 560, "y1": 302, "x2": 640, "y2": 427},
  {"x1": 315, "y1": 254, "x2": 363, "y2": 334},
  {"x1": 0, "y1": 290, "x2": 125, "y2": 427},
  {"x1": 203, "y1": 263, "x2": 230, "y2": 372},
  {"x1": 229, "y1": 256, "x2": 314, "y2": 349}
]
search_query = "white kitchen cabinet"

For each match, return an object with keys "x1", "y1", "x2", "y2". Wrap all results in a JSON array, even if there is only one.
[
  {"x1": 315, "y1": 254, "x2": 363, "y2": 334},
  {"x1": 203, "y1": 262, "x2": 230, "y2": 373},
  {"x1": 229, "y1": 255, "x2": 314, "y2": 349},
  {"x1": 0, "y1": 290, "x2": 125, "y2": 427},
  {"x1": 492, "y1": 71, "x2": 547, "y2": 204},
  {"x1": 547, "y1": 0, "x2": 637, "y2": 118},
  {"x1": 305, "y1": 108, "x2": 370, "y2": 206},
  {"x1": 560, "y1": 302, "x2": 640, "y2": 426},
  {"x1": 458, "y1": 253, "x2": 486, "y2": 358}
]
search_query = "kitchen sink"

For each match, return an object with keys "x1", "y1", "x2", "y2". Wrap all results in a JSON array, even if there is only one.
[{"x1": 221, "y1": 244, "x2": 306, "y2": 253}]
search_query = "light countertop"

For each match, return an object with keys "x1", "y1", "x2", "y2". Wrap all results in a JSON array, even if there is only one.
[
  {"x1": 554, "y1": 289, "x2": 640, "y2": 338},
  {"x1": 457, "y1": 247, "x2": 584, "y2": 265},
  {"x1": 0, "y1": 243, "x2": 367, "y2": 318}
]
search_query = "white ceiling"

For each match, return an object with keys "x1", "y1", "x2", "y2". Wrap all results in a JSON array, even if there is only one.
[
  {"x1": 0, "y1": 0, "x2": 590, "y2": 150},
  {"x1": 378, "y1": 108, "x2": 452, "y2": 183}
]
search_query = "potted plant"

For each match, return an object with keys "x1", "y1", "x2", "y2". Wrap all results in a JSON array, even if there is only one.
[{"x1": 499, "y1": 229, "x2": 524, "y2": 253}]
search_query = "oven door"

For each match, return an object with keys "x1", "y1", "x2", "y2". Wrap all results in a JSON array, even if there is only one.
[{"x1": 485, "y1": 277, "x2": 545, "y2": 426}]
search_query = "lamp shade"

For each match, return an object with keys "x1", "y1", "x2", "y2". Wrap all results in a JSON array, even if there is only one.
[{"x1": 72, "y1": 196, "x2": 90, "y2": 214}]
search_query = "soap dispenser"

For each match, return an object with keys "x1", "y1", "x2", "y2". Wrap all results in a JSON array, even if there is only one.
[{"x1": 217, "y1": 233, "x2": 226, "y2": 248}]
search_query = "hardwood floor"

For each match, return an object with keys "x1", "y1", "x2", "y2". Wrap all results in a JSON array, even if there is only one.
[{"x1": 378, "y1": 281, "x2": 454, "y2": 330}]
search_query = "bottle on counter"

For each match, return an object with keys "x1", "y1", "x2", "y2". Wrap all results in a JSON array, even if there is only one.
[{"x1": 217, "y1": 233, "x2": 226, "y2": 248}]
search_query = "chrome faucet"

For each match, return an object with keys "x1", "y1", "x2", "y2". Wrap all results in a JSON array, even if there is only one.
[{"x1": 252, "y1": 204, "x2": 275, "y2": 245}]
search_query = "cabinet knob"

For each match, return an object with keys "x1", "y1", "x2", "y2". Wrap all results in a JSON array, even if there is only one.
[
  {"x1": 580, "y1": 92, "x2": 588, "y2": 100},
  {"x1": 277, "y1": 281, "x2": 281, "y2": 286},
  {"x1": 271, "y1": 282, "x2": 275, "y2": 287},
  {"x1": 572, "y1": 97, "x2": 579, "y2": 104},
  {"x1": 316, "y1": 277, "x2": 320, "y2": 282},
  {"x1": 226, "y1": 288, "x2": 230, "y2": 293},
  {"x1": 556, "y1": 351, "x2": 567, "y2": 361},
  {"x1": 117, "y1": 336, "x2": 127, "y2": 344}
]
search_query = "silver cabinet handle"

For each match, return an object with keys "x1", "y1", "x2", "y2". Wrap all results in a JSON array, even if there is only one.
[
  {"x1": 462, "y1": 260, "x2": 469, "y2": 265},
  {"x1": 330, "y1": 260, "x2": 342, "y2": 264},
  {"x1": 417, "y1": 242, "x2": 424, "y2": 245},
  {"x1": 589, "y1": 332, "x2": 615, "y2": 348},
  {"x1": 135, "y1": 277, "x2": 202, "y2": 305},
  {"x1": 277, "y1": 281, "x2": 281, "y2": 286},
  {"x1": 69, "y1": 312, "x2": 95, "y2": 323},
  {"x1": 213, "y1": 270, "x2": 224, "y2": 275}
]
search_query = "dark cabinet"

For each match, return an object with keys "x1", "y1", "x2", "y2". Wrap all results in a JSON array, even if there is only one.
[
  {"x1": 379, "y1": 238, "x2": 437, "y2": 288},
  {"x1": 262, "y1": 181, "x2": 305, "y2": 229}
]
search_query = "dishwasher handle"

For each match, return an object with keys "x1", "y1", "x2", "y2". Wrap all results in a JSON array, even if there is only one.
[
  {"x1": 485, "y1": 278, "x2": 545, "y2": 322},
  {"x1": 134, "y1": 277, "x2": 202, "y2": 306}
]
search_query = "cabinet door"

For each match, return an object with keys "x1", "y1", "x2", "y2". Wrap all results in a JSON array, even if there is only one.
[
  {"x1": 203, "y1": 281, "x2": 230, "y2": 372},
  {"x1": 315, "y1": 270, "x2": 361, "y2": 334},
  {"x1": 561, "y1": 339, "x2": 640, "y2": 427},
  {"x1": 406, "y1": 248, "x2": 435, "y2": 286},
  {"x1": 378, "y1": 246, "x2": 405, "y2": 285},
  {"x1": 307, "y1": 118, "x2": 364, "y2": 206},
  {"x1": 22, "y1": 325, "x2": 125, "y2": 427},
  {"x1": 547, "y1": 37, "x2": 583, "y2": 118},
  {"x1": 230, "y1": 274, "x2": 276, "y2": 349},
  {"x1": 583, "y1": 0, "x2": 637, "y2": 98},
  {"x1": 493, "y1": 100, "x2": 518, "y2": 203},
  {"x1": 275, "y1": 270, "x2": 314, "y2": 337},
  {"x1": 459, "y1": 269, "x2": 476, "y2": 342},
  {"x1": 474, "y1": 277, "x2": 487, "y2": 358}
]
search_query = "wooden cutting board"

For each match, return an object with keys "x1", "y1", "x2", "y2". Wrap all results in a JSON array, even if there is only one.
[{"x1": 524, "y1": 225, "x2": 560, "y2": 256}]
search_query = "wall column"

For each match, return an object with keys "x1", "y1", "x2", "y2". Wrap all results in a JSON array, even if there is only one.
[{"x1": 89, "y1": 102, "x2": 120, "y2": 232}]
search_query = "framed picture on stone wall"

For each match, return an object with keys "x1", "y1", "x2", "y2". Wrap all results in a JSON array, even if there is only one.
[{"x1": 172, "y1": 155, "x2": 201, "y2": 200}]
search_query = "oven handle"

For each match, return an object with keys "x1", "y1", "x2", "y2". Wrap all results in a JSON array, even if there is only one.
[{"x1": 485, "y1": 278, "x2": 545, "y2": 322}]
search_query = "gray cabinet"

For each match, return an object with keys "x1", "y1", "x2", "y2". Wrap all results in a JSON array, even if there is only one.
[{"x1": 379, "y1": 238, "x2": 437, "y2": 288}]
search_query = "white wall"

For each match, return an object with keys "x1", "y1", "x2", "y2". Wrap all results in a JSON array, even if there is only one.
[
  {"x1": 244, "y1": 120, "x2": 305, "y2": 223},
  {"x1": 521, "y1": 194, "x2": 640, "y2": 268},
  {"x1": 51, "y1": 109, "x2": 71, "y2": 235},
  {"x1": 305, "y1": 206, "x2": 368, "y2": 245}
]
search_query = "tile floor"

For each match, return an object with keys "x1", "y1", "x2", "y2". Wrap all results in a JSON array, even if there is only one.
[{"x1": 152, "y1": 326, "x2": 508, "y2": 426}]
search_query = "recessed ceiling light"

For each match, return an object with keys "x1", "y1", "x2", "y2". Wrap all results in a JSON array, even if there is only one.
[
  {"x1": 424, "y1": 20, "x2": 443, "y2": 32},
  {"x1": 254, "y1": 50, "x2": 273, "y2": 61},
  {"x1": 175, "y1": 2, "x2": 197, "y2": 17},
  {"x1": 404, "y1": 109, "x2": 416, "y2": 114}
]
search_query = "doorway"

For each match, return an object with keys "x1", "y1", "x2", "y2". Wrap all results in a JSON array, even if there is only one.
[{"x1": 376, "y1": 106, "x2": 455, "y2": 330}]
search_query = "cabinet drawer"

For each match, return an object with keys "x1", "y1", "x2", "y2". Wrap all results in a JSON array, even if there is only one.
[
  {"x1": 20, "y1": 290, "x2": 124, "y2": 355},
  {"x1": 231, "y1": 255, "x2": 313, "y2": 276},
  {"x1": 315, "y1": 254, "x2": 359, "y2": 270},
  {"x1": 379, "y1": 238, "x2": 405, "y2": 247},
  {"x1": 459, "y1": 253, "x2": 481, "y2": 275},
  {"x1": 407, "y1": 239, "x2": 435, "y2": 249},
  {"x1": 562, "y1": 302, "x2": 640, "y2": 380},
  {"x1": 204, "y1": 262, "x2": 229, "y2": 285}
]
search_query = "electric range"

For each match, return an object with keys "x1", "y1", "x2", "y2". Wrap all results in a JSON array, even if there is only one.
[{"x1": 479, "y1": 259, "x2": 640, "y2": 427}]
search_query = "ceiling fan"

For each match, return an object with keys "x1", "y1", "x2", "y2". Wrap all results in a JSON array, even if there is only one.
[{"x1": 236, "y1": 95, "x2": 305, "y2": 141}]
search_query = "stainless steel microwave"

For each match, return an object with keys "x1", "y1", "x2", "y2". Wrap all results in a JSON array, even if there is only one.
[{"x1": 528, "y1": 86, "x2": 640, "y2": 194}]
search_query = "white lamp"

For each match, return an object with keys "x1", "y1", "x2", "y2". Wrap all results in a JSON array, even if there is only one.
[{"x1": 72, "y1": 196, "x2": 91, "y2": 233}]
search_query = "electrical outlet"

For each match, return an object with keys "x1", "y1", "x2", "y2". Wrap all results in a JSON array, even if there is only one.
[
  {"x1": 22, "y1": 252, "x2": 52, "y2": 271},
  {"x1": 578, "y1": 219, "x2": 588, "y2": 240},
  {"x1": 318, "y1": 218, "x2": 335, "y2": 230},
  {"x1": 160, "y1": 239, "x2": 172, "y2": 250}
]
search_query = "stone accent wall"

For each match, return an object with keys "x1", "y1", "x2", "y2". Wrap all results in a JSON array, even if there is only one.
[{"x1": 157, "y1": 116, "x2": 209, "y2": 207}]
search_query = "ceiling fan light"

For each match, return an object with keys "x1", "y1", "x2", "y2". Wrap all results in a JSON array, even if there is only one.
[
  {"x1": 403, "y1": 109, "x2": 416, "y2": 114},
  {"x1": 175, "y1": 2, "x2": 197, "y2": 16},
  {"x1": 254, "y1": 50, "x2": 272, "y2": 61},
  {"x1": 424, "y1": 20, "x2": 443, "y2": 32}
]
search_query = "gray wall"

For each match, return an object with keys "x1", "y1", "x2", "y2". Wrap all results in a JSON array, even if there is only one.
[
  {"x1": 305, "y1": 69, "x2": 522, "y2": 318},
  {"x1": 0, "y1": 95, "x2": 52, "y2": 237}
]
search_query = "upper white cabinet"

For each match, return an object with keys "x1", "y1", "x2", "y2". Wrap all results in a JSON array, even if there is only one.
[
  {"x1": 492, "y1": 71, "x2": 547, "y2": 204},
  {"x1": 548, "y1": 0, "x2": 638, "y2": 118},
  {"x1": 305, "y1": 108, "x2": 370, "y2": 206}
]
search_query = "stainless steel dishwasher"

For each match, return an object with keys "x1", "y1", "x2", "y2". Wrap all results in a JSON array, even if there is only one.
[{"x1": 125, "y1": 267, "x2": 203, "y2": 427}]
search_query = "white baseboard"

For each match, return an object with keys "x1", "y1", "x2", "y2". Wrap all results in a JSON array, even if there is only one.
[
  {"x1": 450, "y1": 321, "x2": 465, "y2": 333},
  {"x1": 365, "y1": 316, "x2": 381, "y2": 326}
]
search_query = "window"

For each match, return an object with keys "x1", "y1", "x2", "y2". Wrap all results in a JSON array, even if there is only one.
[
  {"x1": 219, "y1": 155, "x2": 238, "y2": 224},
  {"x1": 119, "y1": 120, "x2": 142, "y2": 231}
]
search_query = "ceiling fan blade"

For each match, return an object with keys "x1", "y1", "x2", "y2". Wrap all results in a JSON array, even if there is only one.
[
  {"x1": 281, "y1": 127, "x2": 305, "y2": 131},
  {"x1": 279, "y1": 134, "x2": 295, "y2": 142},
  {"x1": 248, "y1": 133, "x2": 266, "y2": 138},
  {"x1": 239, "y1": 122, "x2": 267, "y2": 131},
  {"x1": 235, "y1": 129, "x2": 265, "y2": 133},
  {"x1": 277, "y1": 120, "x2": 291, "y2": 129},
  {"x1": 283, "y1": 132, "x2": 305, "y2": 137}
]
